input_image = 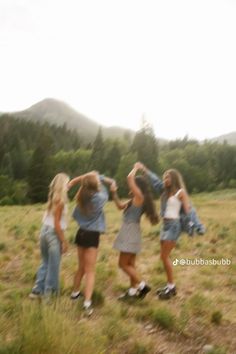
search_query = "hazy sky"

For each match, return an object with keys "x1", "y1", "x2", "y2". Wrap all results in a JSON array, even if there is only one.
[{"x1": 0, "y1": 0, "x2": 236, "y2": 140}]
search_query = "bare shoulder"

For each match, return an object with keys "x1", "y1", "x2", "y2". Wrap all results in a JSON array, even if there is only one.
[{"x1": 177, "y1": 188, "x2": 188, "y2": 199}]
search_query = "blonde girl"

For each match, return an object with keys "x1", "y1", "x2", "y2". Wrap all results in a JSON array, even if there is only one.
[{"x1": 29, "y1": 173, "x2": 69, "y2": 298}]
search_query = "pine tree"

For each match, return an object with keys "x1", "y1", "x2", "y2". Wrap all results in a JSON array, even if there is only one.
[
  {"x1": 1, "y1": 152, "x2": 14, "y2": 178},
  {"x1": 27, "y1": 132, "x2": 53, "y2": 203},
  {"x1": 90, "y1": 127, "x2": 104, "y2": 172},
  {"x1": 131, "y1": 123, "x2": 159, "y2": 172},
  {"x1": 103, "y1": 141, "x2": 121, "y2": 177}
]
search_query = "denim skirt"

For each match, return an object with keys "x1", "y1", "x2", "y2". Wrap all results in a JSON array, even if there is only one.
[{"x1": 160, "y1": 219, "x2": 181, "y2": 242}]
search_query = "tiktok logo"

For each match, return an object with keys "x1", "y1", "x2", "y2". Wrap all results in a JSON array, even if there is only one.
[{"x1": 173, "y1": 259, "x2": 179, "y2": 266}]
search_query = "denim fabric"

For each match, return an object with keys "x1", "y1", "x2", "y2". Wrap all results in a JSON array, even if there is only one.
[
  {"x1": 72, "y1": 185, "x2": 108, "y2": 232},
  {"x1": 147, "y1": 171, "x2": 164, "y2": 194},
  {"x1": 32, "y1": 225, "x2": 61, "y2": 295},
  {"x1": 160, "y1": 219, "x2": 181, "y2": 241},
  {"x1": 180, "y1": 206, "x2": 205, "y2": 236}
]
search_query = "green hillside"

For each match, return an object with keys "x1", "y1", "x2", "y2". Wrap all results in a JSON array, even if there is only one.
[{"x1": 6, "y1": 98, "x2": 135, "y2": 142}]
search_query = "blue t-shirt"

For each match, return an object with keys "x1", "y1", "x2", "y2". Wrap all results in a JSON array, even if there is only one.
[{"x1": 72, "y1": 185, "x2": 108, "y2": 233}]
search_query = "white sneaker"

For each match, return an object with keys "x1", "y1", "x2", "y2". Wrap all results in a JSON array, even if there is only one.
[
  {"x1": 70, "y1": 290, "x2": 82, "y2": 300},
  {"x1": 83, "y1": 304, "x2": 94, "y2": 317},
  {"x1": 29, "y1": 291, "x2": 41, "y2": 299}
]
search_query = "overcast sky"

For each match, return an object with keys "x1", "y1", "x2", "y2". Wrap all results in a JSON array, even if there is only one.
[{"x1": 0, "y1": 0, "x2": 236, "y2": 140}]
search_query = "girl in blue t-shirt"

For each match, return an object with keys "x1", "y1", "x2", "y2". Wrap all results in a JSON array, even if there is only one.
[{"x1": 68, "y1": 171, "x2": 115, "y2": 315}]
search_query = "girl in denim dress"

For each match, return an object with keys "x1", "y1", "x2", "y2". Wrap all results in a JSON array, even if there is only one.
[
  {"x1": 29, "y1": 173, "x2": 69, "y2": 299},
  {"x1": 112, "y1": 164, "x2": 159, "y2": 300}
]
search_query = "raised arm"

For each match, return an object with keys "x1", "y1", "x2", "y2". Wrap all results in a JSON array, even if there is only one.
[
  {"x1": 109, "y1": 182, "x2": 128, "y2": 210},
  {"x1": 135, "y1": 162, "x2": 164, "y2": 194},
  {"x1": 100, "y1": 175, "x2": 116, "y2": 186},
  {"x1": 127, "y1": 165, "x2": 144, "y2": 206},
  {"x1": 67, "y1": 174, "x2": 86, "y2": 190}
]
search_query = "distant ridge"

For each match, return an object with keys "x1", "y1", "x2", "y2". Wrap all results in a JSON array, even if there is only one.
[
  {"x1": 1, "y1": 98, "x2": 235, "y2": 145},
  {"x1": 3, "y1": 98, "x2": 135, "y2": 142},
  {"x1": 209, "y1": 131, "x2": 236, "y2": 145}
]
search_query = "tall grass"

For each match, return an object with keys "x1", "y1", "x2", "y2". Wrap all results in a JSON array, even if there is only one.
[{"x1": 0, "y1": 190, "x2": 236, "y2": 353}]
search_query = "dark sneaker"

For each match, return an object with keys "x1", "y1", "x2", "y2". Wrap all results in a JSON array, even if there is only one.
[
  {"x1": 158, "y1": 286, "x2": 177, "y2": 300},
  {"x1": 156, "y1": 286, "x2": 169, "y2": 296},
  {"x1": 196, "y1": 225, "x2": 205, "y2": 235},
  {"x1": 137, "y1": 284, "x2": 151, "y2": 299},
  {"x1": 70, "y1": 291, "x2": 82, "y2": 300}
]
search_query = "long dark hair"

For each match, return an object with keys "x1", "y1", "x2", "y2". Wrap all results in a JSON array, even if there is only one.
[
  {"x1": 76, "y1": 174, "x2": 99, "y2": 215},
  {"x1": 135, "y1": 175, "x2": 159, "y2": 225}
]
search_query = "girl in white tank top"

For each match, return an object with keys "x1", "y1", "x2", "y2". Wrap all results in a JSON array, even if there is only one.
[
  {"x1": 136, "y1": 164, "x2": 191, "y2": 300},
  {"x1": 164, "y1": 189, "x2": 183, "y2": 219}
]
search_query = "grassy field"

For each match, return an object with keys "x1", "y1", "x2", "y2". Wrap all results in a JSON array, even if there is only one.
[{"x1": 0, "y1": 190, "x2": 236, "y2": 354}]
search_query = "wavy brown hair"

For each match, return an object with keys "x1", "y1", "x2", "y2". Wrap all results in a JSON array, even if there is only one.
[
  {"x1": 135, "y1": 175, "x2": 159, "y2": 225},
  {"x1": 161, "y1": 168, "x2": 187, "y2": 205},
  {"x1": 75, "y1": 173, "x2": 100, "y2": 215}
]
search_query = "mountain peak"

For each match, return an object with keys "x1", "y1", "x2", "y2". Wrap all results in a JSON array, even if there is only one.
[{"x1": 6, "y1": 98, "x2": 135, "y2": 142}]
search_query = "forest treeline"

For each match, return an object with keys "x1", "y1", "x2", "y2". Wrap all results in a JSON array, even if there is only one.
[{"x1": 0, "y1": 115, "x2": 236, "y2": 204}]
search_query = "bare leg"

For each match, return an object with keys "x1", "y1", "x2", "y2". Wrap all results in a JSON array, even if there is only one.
[
  {"x1": 118, "y1": 252, "x2": 141, "y2": 287},
  {"x1": 73, "y1": 247, "x2": 85, "y2": 292},
  {"x1": 160, "y1": 241, "x2": 176, "y2": 284},
  {"x1": 83, "y1": 247, "x2": 98, "y2": 302}
]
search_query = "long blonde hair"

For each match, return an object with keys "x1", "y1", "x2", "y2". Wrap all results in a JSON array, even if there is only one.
[
  {"x1": 47, "y1": 173, "x2": 70, "y2": 214},
  {"x1": 76, "y1": 173, "x2": 100, "y2": 215}
]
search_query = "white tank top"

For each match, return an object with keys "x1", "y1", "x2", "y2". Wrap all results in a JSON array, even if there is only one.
[
  {"x1": 164, "y1": 189, "x2": 182, "y2": 219},
  {"x1": 42, "y1": 205, "x2": 68, "y2": 230}
]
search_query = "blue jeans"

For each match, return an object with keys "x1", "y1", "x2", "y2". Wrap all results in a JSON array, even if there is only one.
[{"x1": 32, "y1": 225, "x2": 61, "y2": 295}]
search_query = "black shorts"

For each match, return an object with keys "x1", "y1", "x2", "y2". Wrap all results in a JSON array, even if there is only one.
[{"x1": 74, "y1": 228, "x2": 100, "y2": 248}]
